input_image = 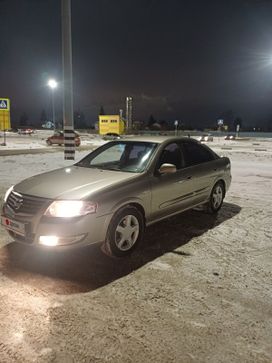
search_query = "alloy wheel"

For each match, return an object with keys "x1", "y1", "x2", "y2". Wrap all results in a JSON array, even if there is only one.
[
  {"x1": 212, "y1": 184, "x2": 223, "y2": 209},
  {"x1": 115, "y1": 214, "x2": 140, "y2": 251}
]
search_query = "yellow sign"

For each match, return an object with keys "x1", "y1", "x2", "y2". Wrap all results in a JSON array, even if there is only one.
[
  {"x1": 99, "y1": 115, "x2": 125, "y2": 135},
  {"x1": 0, "y1": 98, "x2": 11, "y2": 130}
]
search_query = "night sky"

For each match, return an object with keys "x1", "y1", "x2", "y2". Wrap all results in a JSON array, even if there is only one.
[{"x1": 1, "y1": 0, "x2": 272, "y2": 127}]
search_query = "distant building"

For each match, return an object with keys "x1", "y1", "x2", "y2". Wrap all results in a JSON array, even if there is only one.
[{"x1": 98, "y1": 115, "x2": 125, "y2": 135}]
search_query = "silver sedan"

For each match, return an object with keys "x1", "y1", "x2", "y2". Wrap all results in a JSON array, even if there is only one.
[{"x1": 1, "y1": 136, "x2": 231, "y2": 257}]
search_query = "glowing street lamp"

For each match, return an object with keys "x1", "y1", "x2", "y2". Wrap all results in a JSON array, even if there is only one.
[{"x1": 47, "y1": 79, "x2": 58, "y2": 128}]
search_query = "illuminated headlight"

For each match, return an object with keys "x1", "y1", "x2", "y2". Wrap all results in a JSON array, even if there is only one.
[
  {"x1": 4, "y1": 186, "x2": 14, "y2": 202},
  {"x1": 44, "y1": 200, "x2": 97, "y2": 218}
]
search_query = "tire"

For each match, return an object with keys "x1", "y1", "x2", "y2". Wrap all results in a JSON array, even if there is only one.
[
  {"x1": 46, "y1": 140, "x2": 52, "y2": 146},
  {"x1": 102, "y1": 206, "x2": 144, "y2": 257},
  {"x1": 207, "y1": 181, "x2": 224, "y2": 214}
]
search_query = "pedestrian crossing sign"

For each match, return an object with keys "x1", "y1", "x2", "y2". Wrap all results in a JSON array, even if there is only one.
[{"x1": 0, "y1": 98, "x2": 10, "y2": 111}]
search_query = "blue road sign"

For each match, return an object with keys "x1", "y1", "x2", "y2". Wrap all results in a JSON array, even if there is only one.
[{"x1": 0, "y1": 99, "x2": 8, "y2": 110}]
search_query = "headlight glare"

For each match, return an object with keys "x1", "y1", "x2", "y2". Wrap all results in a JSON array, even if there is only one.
[{"x1": 45, "y1": 200, "x2": 97, "y2": 218}]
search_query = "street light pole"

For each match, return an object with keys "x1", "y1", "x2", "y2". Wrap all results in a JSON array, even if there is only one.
[
  {"x1": 51, "y1": 88, "x2": 55, "y2": 128},
  {"x1": 48, "y1": 79, "x2": 58, "y2": 129},
  {"x1": 174, "y1": 120, "x2": 179, "y2": 136},
  {"x1": 62, "y1": 0, "x2": 74, "y2": 160}
]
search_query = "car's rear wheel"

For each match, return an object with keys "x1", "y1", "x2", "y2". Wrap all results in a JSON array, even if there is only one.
[
  {"x1": 102, "y1": 206, "x2": 144, "y2": 257},
  {"x1": 207, "y1": 181, "x2": 224, "y2": 213},
  {"x1": 46, "y1": 140, "x2": 52, "y2": 146}
]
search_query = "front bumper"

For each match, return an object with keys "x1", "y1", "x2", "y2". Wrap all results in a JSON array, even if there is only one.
[{"x1": 1, "y1": 205, "x2": 112, "y2": 250}]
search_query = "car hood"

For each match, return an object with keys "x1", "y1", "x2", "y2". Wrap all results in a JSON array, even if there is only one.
[{"x1": 14, "y1": 166, "x2": 138, "y2": 200}]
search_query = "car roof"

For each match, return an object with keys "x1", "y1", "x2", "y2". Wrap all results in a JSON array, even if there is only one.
[{"x1": 118, "y1": 135, "x2": 196, "y2": 144}]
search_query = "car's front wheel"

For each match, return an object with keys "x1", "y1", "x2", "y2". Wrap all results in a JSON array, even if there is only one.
[
  {"x1": 102, "y1": 206, "x2": 144, "y2": 257},
  {"x1": 207, "y1": 181, "x2": 224, "y2": 213}
]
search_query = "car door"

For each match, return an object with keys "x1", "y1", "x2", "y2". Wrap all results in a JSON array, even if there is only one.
[
  {"x1": 180, "y1": 140, "x2": 219, "y2": 204},
  {"x1": 150, "y1": 142, "x2": 197, "y2": 221}
]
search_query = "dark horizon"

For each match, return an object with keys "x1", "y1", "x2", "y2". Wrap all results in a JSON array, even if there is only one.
[{"x1": 1, "y1": 0, "x2": 272, "y2": 129}]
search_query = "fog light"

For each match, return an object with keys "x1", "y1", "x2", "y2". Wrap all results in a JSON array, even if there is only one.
[
  {"x1": 39, "y1": 235, "x2": 59, "y2": 246},
  {"x1": 39, "y1": 234, "x2": 86, "y2": 246}
]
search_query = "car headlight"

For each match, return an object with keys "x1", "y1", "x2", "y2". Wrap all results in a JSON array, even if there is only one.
[
  {"x1": 4, "y1": 185, "x2": 14, "y2": 202},
  {"x1": 44, "y1": 200, "x2": 97, "y2": 218}
]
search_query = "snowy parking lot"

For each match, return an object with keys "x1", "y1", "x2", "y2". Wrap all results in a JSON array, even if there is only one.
[{"x1": 0, "y1": 136, "x2": 272, "y2": 362}]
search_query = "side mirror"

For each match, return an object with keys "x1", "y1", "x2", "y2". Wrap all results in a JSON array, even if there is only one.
[{"x1": 158, "y1": 163, "x2": 177, "y2": 174}]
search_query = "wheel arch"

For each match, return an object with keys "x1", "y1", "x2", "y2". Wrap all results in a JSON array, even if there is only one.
[
  {"x1": 110, "y1": 201, "x2": 146, "y2": 227},
  {"x1": 127, "y1": 202, "x2": 146, "y2": 226},
  {"x1": 109, "y1": 197, "x2": 147, "y2": 224}
]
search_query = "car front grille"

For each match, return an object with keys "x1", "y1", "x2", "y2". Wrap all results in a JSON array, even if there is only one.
[{"x1": 6, "y1": 190, "x2": 49, "y2": 215}]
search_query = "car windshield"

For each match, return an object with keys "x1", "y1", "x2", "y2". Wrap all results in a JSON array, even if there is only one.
[{"x1": 76, "y1": 141, "x2": 158, "y2": 173}]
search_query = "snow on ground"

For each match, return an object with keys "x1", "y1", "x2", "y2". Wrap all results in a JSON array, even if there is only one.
[
  {"x1": 0, "y1": 136, "x2": 271, "y2": 362},
  {"x1": 0, "y1": 129, "x2": 106, "y2": 149}
]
